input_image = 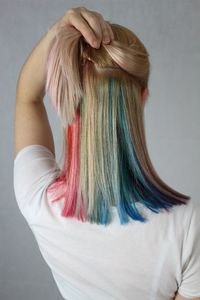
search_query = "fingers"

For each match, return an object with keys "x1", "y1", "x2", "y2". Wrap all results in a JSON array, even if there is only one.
[
  {"x1": 105, "y1": 22, "x2": 115, "y2": 41},
  {"x1": 80, "y1": 10, "x2": 103, "y2": 47},
  {"x1": 66, "y1": 9, "x2": 98, "y2": 47},
  {"x1": 65, "y1": 7, "x2": 114, "y2": 48},
  {"x1": 99, "y1": 19, "x2": 113, "y2": 44},
  {"x1": 81, "y1": 10, "x2": 114, "y2": 46}
]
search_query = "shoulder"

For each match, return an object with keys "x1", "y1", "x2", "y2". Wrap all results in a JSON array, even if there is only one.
[{"x1": 13, "y1": 144, "x2": 61, "y2": 220}]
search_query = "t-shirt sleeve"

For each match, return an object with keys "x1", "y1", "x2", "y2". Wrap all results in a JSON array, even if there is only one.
[
  {"x1": 178, "y1": 201, "x2": 200, "y2": 298},
  {"x1": 13, "y1": 144, "x2": 61, "y2": 221}
]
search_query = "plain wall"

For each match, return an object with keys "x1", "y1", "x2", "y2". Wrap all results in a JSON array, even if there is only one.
[{"x1": 0, "y1": 0, "x2": 200, "y2": 299}]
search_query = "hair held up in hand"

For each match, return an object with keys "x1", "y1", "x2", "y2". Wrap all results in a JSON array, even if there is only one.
[{"x1": 45, "y1": 21, "x2": 190, "y2": 226}]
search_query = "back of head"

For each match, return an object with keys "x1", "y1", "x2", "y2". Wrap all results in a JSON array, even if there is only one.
[{"x1": 45, "y1": 21, "x2": 190, "y2": 226}]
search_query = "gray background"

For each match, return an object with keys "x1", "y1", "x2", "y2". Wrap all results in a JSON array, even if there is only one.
[{"x1": 0, "y1": 0, "x2": 200, "y2": 299}]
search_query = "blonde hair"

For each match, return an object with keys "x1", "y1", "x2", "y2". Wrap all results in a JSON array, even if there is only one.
[{"x1": 45, "y1": 21, "x2": 190, "y2": 225}]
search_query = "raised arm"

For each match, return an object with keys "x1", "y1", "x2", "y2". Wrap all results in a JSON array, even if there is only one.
[{"x1": 14, "y1": 6, "x2": 114, "y2": 158}]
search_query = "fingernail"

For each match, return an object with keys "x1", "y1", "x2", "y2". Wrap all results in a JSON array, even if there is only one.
[
  {"x1": 103, "y1": 38, "x2": 110, "y2": 44},
  {"x1": 92, "y1": 41, "x2": 98, "y2": 48}
]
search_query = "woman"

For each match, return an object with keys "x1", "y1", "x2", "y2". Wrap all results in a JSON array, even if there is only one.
[{"x1": 13, "y1": 6, "x2": 200, "y2": 300}]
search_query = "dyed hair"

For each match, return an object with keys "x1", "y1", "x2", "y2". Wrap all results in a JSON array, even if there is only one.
[{"x1": 45, "y1": 21, "x2": 190, "y2": 226}]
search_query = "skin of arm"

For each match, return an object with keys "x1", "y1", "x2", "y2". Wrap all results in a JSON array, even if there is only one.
[
  {"x1": 16, "y1": 21, "x2": 59, "y2": 105},
  {"x1": 14, "y1": 22, "x2": 59, "y2": 158}
]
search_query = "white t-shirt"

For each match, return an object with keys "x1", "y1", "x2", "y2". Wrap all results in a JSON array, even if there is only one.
[{"x1": 13, "y1": 144, "x2": 200, "y2": 300}]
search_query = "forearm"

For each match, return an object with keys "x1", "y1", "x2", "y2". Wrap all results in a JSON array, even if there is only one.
[{"x1": 16, "y1": 22, "x2": 58, "y2": 103}]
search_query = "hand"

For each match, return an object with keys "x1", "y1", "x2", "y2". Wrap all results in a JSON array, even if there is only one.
[{"x1": 49, "y1": 6, "x2": 115, "y2": 49}]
